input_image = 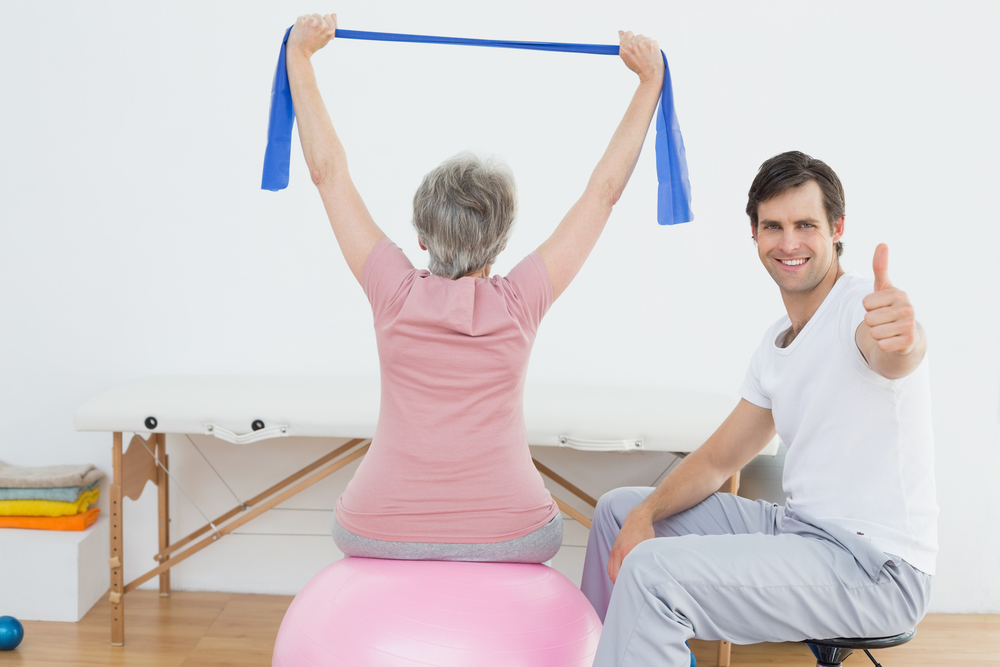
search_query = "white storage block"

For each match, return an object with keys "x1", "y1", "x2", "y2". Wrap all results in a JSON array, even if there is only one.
[{"x1": 0, "y1": 516, "x2": 109, "y2": 621}]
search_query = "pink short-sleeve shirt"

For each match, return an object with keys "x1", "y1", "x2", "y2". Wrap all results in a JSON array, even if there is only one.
[{"x1": 334, "y1": 238, "x2": 559, "y2": 543}]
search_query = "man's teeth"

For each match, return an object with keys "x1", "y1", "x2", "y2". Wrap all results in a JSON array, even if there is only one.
[{"x1": 781, "y1": 259, "x2": 807, "y2": 266}]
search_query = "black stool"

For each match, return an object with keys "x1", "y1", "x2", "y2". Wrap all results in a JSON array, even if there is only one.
[{"x1": 804, "y1": 628, "x2": 915, "y2": 667}]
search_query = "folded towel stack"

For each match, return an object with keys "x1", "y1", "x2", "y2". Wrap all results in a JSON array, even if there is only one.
[{"x1": 0, "y1": 461, "x2": 104, "y2": 531}]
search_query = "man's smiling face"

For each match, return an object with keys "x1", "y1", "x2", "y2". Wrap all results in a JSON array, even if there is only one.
[{"x1": 752, "y1": 179, "x2": 844, "y2": 296}]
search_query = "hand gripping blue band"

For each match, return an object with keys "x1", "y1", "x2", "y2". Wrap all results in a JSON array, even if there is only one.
[{"x1": 262, "y1": 28, "x2": 693, "y2": 225}]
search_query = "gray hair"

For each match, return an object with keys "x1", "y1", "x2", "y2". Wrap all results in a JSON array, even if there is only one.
[{"x1": 412, "y1": 153, "x2": 517, "y2": 279}]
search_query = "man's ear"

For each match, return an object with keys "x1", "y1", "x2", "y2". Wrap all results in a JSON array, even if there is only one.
[
  {"x1": 832, "y1": 215, "x2": 845, "y2": 243},
  {"x1": 750, "y1": 222, "x2": 758, "y2": 243}
]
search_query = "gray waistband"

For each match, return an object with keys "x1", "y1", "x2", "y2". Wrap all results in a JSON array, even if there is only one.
[{"x1": 332, "y1": 514, "x2": 563, "y2": 563}]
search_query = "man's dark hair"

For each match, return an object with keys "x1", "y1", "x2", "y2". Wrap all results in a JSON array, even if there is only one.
[{"x1": 746, "y1": 151, "x2": 845, "y2": 257}]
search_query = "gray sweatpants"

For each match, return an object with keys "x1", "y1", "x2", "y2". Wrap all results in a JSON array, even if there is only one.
[{"x1": 581, "y1": 487, "x2": 932, "y2": 667}]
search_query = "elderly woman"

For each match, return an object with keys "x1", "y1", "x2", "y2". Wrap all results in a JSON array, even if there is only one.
[{"x1": 287, "y1": 14, "x2": 664, "y2": 562}]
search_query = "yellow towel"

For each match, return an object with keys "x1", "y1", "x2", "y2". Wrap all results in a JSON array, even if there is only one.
[
  {"x1": 0, "y1": 508, "x2": 100, "y2": 531},
  {"x1": 0, "y1": 487, "x2": 99, "y2": 517}
]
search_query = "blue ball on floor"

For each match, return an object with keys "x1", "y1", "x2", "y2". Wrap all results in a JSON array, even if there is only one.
[{"x1": 0, "y1": 615, "x2": 24, "y2": 651}]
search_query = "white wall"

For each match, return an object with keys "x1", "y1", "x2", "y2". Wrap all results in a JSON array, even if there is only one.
[{"x1": 1, "y1": 0, "x2": 997, "y2": 613}]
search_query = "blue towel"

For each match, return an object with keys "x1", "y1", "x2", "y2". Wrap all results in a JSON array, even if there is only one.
[
  {"x1": 0, "y1": 479, "x2": 100, "y2": 503},
  {"x1": 261, "y1": 27, "x2": 692, "y2": 226}
]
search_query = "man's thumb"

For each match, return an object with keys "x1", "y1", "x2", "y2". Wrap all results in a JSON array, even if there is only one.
[{"x1": 873, "y1": 243, "x2": 891, "y2": 291}]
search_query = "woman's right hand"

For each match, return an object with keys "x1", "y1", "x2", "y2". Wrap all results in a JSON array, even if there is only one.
[
  {"x1": 618, "y1": 30, "x2": 664, "y2": 84},
  {"x1": 288, "y1": 13, "x2": 338, "y2": 60}
]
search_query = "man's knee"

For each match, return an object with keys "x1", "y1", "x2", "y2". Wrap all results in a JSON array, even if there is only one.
[
  {"x1": 594, "y1": 487, "x2": 653, "y2": 531},
  {"x1": 612, "y1": 538, "x2": 698, "y2": 626},
  {"x1": 618, "y1": 535, "x2": 710, "y2": 588}
]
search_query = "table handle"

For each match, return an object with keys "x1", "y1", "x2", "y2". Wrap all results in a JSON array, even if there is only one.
[
  {"x1": 204, "y1": 423, "x2": 289, "y2": 445},
  {"x1": 558, "y1": 436, "x2": 643, "y2": 452}
]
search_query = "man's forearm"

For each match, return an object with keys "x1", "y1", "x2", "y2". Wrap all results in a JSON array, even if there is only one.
[
  {"x1": 866, "y1": 322, "x2": 927, "y2": 380},
  {"x1": 606, "y1": 399, "x2": 775, "y2": 582},
  {"x1": 630, "y1": 449, "x2": 731, "y2": 524},
  {"x1": 631, "y1": 399, "x2": 777, "y2": 524},
  {"x1": 605, "y1": 446, "x2": 731, "y2": 584}
]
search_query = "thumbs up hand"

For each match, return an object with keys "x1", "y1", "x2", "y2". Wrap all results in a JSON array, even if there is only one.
[
  {"x1": 861, "y1": 244, "x2": 919, "y2": 356},
  {"x1": 872, "y1": 242, "x2": 893, "y2": 293}
]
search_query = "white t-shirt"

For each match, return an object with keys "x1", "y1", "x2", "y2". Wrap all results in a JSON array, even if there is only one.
[{"x1": 740, "y1": 272, "x2": 938, "y2": 575}]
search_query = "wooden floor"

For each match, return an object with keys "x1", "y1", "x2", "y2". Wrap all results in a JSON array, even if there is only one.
[{"x1": 7, "y1": 591, "x2": 999, "y2": 666}]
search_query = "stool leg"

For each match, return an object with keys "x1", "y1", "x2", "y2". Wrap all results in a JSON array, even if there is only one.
[
  {"x1": 808, "y1": 643, "x2": 853, "y2": 667},
  {"x1": 863, "y1": 649, "x2": 884, "y2": 667}
]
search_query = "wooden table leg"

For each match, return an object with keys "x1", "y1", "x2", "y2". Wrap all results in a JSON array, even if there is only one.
[
  {"x1": 156, "y1": 433, "x2": 170, "y2": 597},
  {"x1": 123, "y1": 441, "x2": 371, "y2": 594},
  {"x1": 110, "y1": 432, "x2": 125, "y2": 646},
  {"x1": 726, "y1": 470, "x2": 741, "y2": 496},
  {"x1": 718, "y1": 639, "x2": 732, "y2": 666}
]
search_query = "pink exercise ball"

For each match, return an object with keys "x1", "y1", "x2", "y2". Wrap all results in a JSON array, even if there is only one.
[{"x1": 272, "y1": 558, "x2": 601, "y2": 667}]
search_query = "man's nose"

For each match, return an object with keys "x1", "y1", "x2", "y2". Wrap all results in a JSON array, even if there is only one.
[{"x1": 779, "y1": 228, "x2": 801, "y2": 253}]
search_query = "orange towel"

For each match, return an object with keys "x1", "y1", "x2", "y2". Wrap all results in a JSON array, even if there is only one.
[{"x1": 0, "y1": 508, "x2": 100, "y2": 531}]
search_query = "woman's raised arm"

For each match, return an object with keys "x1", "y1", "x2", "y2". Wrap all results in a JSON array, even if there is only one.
[
  {"x1": 536, "y1": 31, "x2": 664, "y2": 300},
  {"x1": 286, "y1": 13, "x2": 386, "y2": 284}
]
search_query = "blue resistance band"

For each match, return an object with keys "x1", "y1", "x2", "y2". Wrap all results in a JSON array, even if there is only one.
[{"x1": 262, "y1": 27, "x2": 693, "y2": 226}]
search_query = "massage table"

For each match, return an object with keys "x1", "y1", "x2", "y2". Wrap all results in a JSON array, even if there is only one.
[{"x1": 75, "y1": 375, "x2": 779, "y2": 662}]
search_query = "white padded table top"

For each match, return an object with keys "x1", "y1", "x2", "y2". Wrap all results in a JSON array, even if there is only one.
[{"x1": 74, "y1": 376, "x2": 778, "y2": 455}]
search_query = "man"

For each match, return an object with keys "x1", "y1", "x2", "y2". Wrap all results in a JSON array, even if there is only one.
[{"x1": 581, "y1": 151, "x2": 937, "y2": 666}]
